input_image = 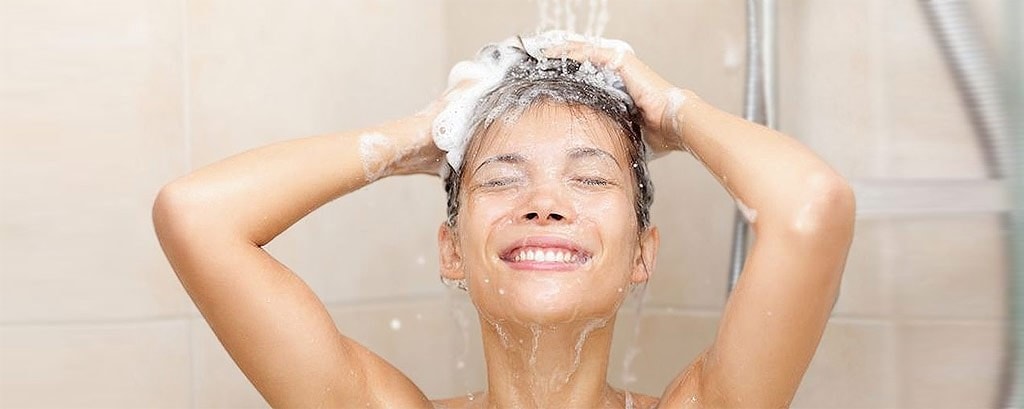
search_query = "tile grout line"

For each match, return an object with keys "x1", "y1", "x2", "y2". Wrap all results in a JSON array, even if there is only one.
[
  {"x1": 181, "y1": 0, "x2": 196, "y2": 406},
  {"x1": 189, "y1": 317, "x2": 198, "y2": 409},
  {"x1": 0, "y1": 314, "x2": 196, "y2": 327},
  {"x1": 869, "y1": 0, "x2": 889, "y2": 179},
  {"x1": 868, "y1": 0, "x2": 901, "y2": 392},
  {"x1": 873, "y1": 0, "x2": 906, "y2": 385},
  {"x1": 182, "y1": 0, "x2": 192, "y2": 172}
]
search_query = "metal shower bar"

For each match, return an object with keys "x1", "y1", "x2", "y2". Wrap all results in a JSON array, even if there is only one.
[{"x1": 728, "y1": 0, "x2": 776, "y2": 293}]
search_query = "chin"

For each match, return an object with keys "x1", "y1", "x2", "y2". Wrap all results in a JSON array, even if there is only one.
[{"x1": 474, "y1": 278, "x2": 626, "y2": 326}]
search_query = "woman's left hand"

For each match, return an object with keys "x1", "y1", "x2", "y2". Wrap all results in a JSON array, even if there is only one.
[{"x1": 543, "y1": 42, "x2": 691, "y2": 157}]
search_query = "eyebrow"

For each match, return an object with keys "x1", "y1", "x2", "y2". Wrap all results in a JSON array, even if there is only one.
[
  {"x1": 473, "y1": 148, "x2": 623, "y2": 173},
  {"x1": 474, "y1": 153, "x2": 527, "y2": 173},
  {"x1": 567, "y1": 147, "x2": 622, "y2": 169}
]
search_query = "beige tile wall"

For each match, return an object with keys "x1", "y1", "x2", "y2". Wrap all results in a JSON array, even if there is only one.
[
  {"x1": 0, "y1": 0, "x2": 191, "y2": 324},
  {"x1": 0, "y1": 0, "x2": 1010, "y2": 408}
]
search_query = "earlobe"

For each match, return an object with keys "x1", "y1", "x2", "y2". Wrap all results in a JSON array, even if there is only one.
[
  {"x1": 438, "y1": 223, "x2": 465, "y2": 280},
  {"x1": 631, "y1": 226, "x2": 660, "y2": 284}
]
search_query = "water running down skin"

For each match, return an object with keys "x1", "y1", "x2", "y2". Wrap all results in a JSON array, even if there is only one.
[{"x1": 153, "y1": 38, "x2": 855, "y2": 408}]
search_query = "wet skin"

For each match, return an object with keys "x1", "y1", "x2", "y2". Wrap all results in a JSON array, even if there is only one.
[{"x1": 154, "y1": 38, "x2": 854, "y2": 408}]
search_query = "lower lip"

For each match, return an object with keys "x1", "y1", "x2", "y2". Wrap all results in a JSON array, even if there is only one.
[{"x1": 502, "y1": 259, "x2": 586, "y2": 272}]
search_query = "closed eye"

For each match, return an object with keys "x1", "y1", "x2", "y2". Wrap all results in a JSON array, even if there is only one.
[
  {"x1": 573, "y1": 177, "x2": 611, "y2": 186},
  {"x1": 480, "y1": 177, "x2": 521, "y2": 188}
]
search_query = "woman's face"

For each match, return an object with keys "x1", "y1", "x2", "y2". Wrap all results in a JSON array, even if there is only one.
[{"x1": 439, "y1": 103, "x2": 658, "y2": 325}]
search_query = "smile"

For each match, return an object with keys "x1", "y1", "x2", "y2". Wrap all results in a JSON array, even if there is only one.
[
  {"x1": 511, "y1": 247, "x2": 581, "y2": 263},
  {"x1": 499, "y1": 237, "x2": 593, "y2": 271}
]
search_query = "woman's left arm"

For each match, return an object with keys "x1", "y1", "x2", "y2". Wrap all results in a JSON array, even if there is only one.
[
  {"x1": 547, "y1": 43, "x2": 855, "y2": 408},
  {"x1": 665, "y1": 92, "x2": 855, "y2": 408}
]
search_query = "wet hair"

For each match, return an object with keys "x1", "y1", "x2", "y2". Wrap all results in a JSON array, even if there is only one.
[{"x1": 442, "y1": 52, "x2": 655, "y2": 232}]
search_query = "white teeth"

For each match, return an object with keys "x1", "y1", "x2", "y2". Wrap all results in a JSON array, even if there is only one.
[{"x1": 508, "y1": 248, "x2": 586, "y2": 263}]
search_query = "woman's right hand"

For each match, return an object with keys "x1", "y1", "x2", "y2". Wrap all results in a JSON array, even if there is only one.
[
  {"x1": 381, "y1": 77, "x2": 482, "y2": 179},
  {"x1": 366, "y1": 105, "x2": 443, "y2": 179}
]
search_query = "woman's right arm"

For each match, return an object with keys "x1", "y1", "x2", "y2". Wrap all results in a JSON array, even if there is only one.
[{"x1": 152, "y1": 112, "x2": 442, "y2": 407}]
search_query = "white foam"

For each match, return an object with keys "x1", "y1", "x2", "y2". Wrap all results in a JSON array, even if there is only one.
[
  {"x1": 664, "y1": 87, "x2": 687, "y2": 135},
  {"x1": 432, "y1": 31, "x2": 637, "y2": 170},
  {"x1": 608, "y1": 46, "x2": 628, "y2": 70},
  {"x1": 736, "y1": 198, "x2": 759, "y2": 224},
  {"x1": 432, "y1": 41, "x2": 520, "y2": 169},
  {"x1": 358, "y1": 132, "x2": 391, "y2": 182}
]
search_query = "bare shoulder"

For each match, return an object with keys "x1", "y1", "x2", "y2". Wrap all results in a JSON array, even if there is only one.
[
  {"x1": 658, "y1": 353, "x2": 711, "y2": 408},
  {"x1": 430, "y1": 394, "x2": 481, "y2": 409},
  {"x1": 629, "y1": 391, "x2": 661, "y2": 408}
]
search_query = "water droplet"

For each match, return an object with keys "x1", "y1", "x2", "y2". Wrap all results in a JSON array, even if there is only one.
[
  {"x1": 456, "y1": 360, "x2": 465, "y2": 369},
  {"x1": 498, "y1": 288, "x2": 506, "y2": 295},
  {"x1": 389, "y1": 318, "x2": 402, "y2": 331}
]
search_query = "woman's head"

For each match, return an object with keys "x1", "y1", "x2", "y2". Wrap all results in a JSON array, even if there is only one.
[{"x1": 437, "y1": 49, "x2": 658, "y2": 325}]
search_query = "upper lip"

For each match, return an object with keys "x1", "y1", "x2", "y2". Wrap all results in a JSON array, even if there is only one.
[{"x1": 499, "y1": 236, "x2": 592, "y2": 261}]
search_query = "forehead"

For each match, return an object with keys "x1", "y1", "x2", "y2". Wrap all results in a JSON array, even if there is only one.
[{"x1": 468, "y1": 102, "x2": 628, "y2": 163}]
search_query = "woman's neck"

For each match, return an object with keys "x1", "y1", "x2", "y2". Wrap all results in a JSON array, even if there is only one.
[{"x1": 475, "y1": 315, "x2": 625, "y2": 408}]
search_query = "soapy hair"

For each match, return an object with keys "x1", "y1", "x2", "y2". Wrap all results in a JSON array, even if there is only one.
[{"x1": 442, "y1": 50, "x2": 654, "y2": 232}]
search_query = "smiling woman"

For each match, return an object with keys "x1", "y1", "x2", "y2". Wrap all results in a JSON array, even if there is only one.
[{"x1": 152, "y1": 32, "x2": 855, "y2": 408}]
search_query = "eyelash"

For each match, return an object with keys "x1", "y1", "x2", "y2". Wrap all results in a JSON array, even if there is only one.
[
  {"x1": 478, "y1": 177, "x2": 612, "y2": 188},
  {"x1": 574, "y1": 177, "x2": 611, "y2": 186},
  {"x1": 480, "y1": 177, "x2": 519, "y2": 188}
]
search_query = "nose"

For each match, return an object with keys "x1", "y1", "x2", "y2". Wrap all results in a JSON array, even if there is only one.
[
  {"x1": 519, "y1": 182, "x2": 574, "y2": 224},
  {"x1": 523, "y1": 211, "x2": 565, "y2": 222}
]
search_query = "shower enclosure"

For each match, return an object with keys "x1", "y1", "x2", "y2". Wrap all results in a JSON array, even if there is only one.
[{"x1": 0, "y1": 1, "x2": 1015, "y2": 407}]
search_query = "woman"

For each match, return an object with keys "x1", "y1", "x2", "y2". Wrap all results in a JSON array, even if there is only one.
[{"x1": 154, "y1": 35, "x2": 855, "y2": 408}]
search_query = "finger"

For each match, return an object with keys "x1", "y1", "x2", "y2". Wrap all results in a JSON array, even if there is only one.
[
  {"x1": 544, "y1": 41, "x2": 634, "y2": 69},
  {"x1": 544, "y1": 42, "x2": 671, "y2": 100},
  {"x1": 542, "y1": 42, "x2": 652, "y2": 94}
]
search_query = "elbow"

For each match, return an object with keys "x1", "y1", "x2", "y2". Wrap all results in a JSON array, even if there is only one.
[
  {"x1": 152, "y1": 180, "x2": 200, "y2": 245},
  {"x1": 152, "y1": 181, "x2": 198, "y2": 279},
  {"x1": 785, "y1": 172, "x2": 856, "y2": 239}
]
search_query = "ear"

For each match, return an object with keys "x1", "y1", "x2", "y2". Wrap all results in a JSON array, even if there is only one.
[
  {"x1": 631, "y1": 226, "x2": 659, "y2": 284},
  {"x1": 438, "y1": 222, "x2": 465, "y2": 280}
]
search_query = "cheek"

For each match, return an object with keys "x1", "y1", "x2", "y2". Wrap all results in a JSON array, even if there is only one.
[
  {"x1": 456, "y1": 193, "x2": 519, "y2": 261},
  {"x1": 463, "y1": 192, "x2": 519, "y2": 227},
  {"x1": 579, "y1": 190, "x2": 635, "y2": 225},
  {"x1": 582, "y1": 192, "x2": 639, "y2": 260}
]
